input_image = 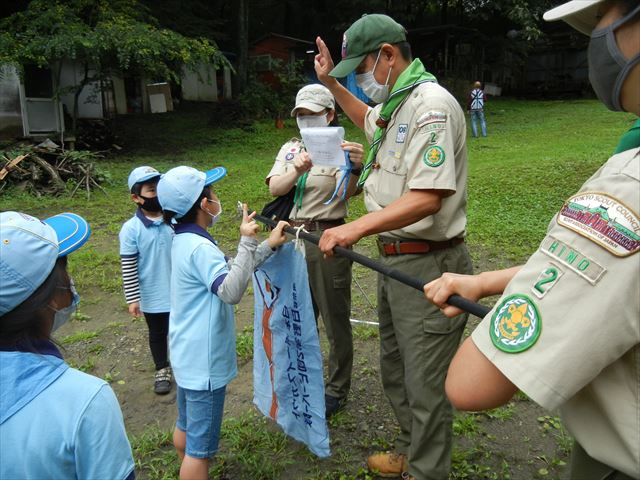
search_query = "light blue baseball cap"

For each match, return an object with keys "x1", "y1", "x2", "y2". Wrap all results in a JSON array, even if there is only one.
[
  {"x1": 157, "y1": 166, "x2": 227, "y2": 218},
  {"x1": 127, "y1": 166, "x2": 161, "y2": 192},
  {"x1": 0, "y1": 211, "x2": 91, "y2": 316}
]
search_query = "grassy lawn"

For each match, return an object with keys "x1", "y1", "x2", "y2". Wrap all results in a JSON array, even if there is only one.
[
  {"x1": 3, "y1": 98, "x2": 633, "y2": 276},
  {"x1": 1, "y1": 98, "x2": 635, "y2": 479}
]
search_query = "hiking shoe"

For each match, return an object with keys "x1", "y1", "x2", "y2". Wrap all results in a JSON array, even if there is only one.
[
  {"x1": 367, "y1": 451, "x2": 408, "y2": 478},
  {"x1": 154, "y1": 366, "x2": 172, "y2": 395},
  {"x1": 325, "y1": 394, "x2": 345, "y2": 418}
]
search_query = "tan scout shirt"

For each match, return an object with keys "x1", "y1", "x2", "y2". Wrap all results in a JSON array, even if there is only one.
[
  {"x1": 363, "y1": 81, "x2": 468, "y2": 241},
  {"x1": 266, "y1": 139, "x2": 348, "y2": 221},
  {"x1": 472, "y1": 147, "x2": 640, "y2": 478}
]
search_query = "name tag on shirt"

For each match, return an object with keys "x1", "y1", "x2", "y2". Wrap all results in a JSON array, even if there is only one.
[{"x1": 396, "y1": 124, "x2": 408, "y2": 143}]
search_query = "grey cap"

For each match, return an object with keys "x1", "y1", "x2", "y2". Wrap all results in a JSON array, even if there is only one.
[{"x1": 290, "y1": 84, "x2": 335, "y2": 117}]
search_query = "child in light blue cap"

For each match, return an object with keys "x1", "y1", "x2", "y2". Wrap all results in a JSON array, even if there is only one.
[
  {"x1": 157, "y1": 165, "x2": 288, "y2": 479},
  {"x1": 119, "y1": 165, "x2": 174, "y2": 394},
  {"x1": 0, "y1": 211, "x2": 135, "y2": 480}
]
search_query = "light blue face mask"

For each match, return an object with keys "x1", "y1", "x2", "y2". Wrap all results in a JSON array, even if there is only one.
[{"x1": 51, "y1": 280, "x2": 80, "y2": 332}]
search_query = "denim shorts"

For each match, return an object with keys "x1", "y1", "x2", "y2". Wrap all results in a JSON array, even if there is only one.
[{"x1": 175, "y1": 385, "x2": 226, "y2": 458}]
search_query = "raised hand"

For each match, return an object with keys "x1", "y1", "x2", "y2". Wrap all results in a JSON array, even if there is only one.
[
  {"x1": 314, "y1": 36, "x2": 337, "y2": 87},
  {"x1": 239, "y1": 203, "x2": 259, "y2": 237}
]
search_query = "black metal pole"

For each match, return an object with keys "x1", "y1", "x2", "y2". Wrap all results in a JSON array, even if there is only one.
[{"x1": 255, "y1": 212, "x2": 491, "y2": 319}]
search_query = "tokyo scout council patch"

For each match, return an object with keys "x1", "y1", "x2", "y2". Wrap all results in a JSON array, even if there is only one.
[
  {"x1": 557, "y1": 192, "x2": 640, "y2": 257},
  {"x1": 423, "y1": 146, "x2": 445, "y2": 167},
  {"x1": 490, "y1": 294, "x2": 541, "y2": 353}
]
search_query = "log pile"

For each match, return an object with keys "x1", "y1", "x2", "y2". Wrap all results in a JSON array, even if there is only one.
[{"x1": 0, "y1": 141, "x2": 108, "y2": 198}]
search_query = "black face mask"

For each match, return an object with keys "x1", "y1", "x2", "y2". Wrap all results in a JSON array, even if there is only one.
[{"x1": 139, "y1": 195, "x2": 162, "y2": 212}]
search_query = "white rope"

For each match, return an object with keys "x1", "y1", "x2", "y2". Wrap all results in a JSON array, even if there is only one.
[
  {"x1": 349, "y1": 318, "x2": 379, "y2": 326},
  {"x1": 293, "y1": 225, "x2": 308, "y2": 258}
]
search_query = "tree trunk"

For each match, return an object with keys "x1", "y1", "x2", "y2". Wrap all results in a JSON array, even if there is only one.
[
  {"x1": 234, "y1": 0, "x2": 249, "y2": 96},
  {"x1": 441, "y1": 0, "x2": 449, "y2": 25}
]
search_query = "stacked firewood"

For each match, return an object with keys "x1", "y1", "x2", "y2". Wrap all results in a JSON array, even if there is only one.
[{"x1": 0, "y1": 141, "x2": 108, "y2": 198}]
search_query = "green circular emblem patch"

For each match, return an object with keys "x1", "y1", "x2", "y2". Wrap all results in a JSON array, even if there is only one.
[
  {"x1": 490, "y1": 294, "x2": 541, "y2": 353},
  {"x1": 423, "y1": 146, "x2": 445, "y2": 167}
]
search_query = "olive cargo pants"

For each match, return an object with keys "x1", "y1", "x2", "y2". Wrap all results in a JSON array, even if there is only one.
[
  {"x1": 377, "y1": 242, "x2": 472, "y2": 480},
  {"x1": 305, "y1": 236, "x2": 353, "y2": 400}
]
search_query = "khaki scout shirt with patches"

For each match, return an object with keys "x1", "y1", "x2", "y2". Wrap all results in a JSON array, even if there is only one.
[
  {"x1": 472, "y1": 147, "x2": 640, "y2": 478},
  {"x1": 266, "y1": 139, "x2": 348, "y2": 221},
  {"x1": 363, "y1": 81, "x2": 468, "y2": 241}
]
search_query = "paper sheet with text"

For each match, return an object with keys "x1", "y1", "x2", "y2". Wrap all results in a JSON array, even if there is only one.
[{"x1": 300, "y1": 127, "x2": 347, "y2": 168}]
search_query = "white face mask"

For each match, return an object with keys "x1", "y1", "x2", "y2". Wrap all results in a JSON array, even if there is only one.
[
  {"x1": 203, "y1": 199, "x2": 222, "y2": 227},
  {"x1": 356, "y1": 49, "x2": 392, "y2": 104},
  {"x1": 296, "y1": 113, "x2": 328, "y2": 130},
  {"x1": 50, "y1": 280, "x2": 80, "y2": 332}
]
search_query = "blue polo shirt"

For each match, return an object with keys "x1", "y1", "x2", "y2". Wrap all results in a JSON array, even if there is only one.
[
  {"x1": 119, "y1": 208, "x2": 173, "y2": 313},
  {"x1": 0, "y1": 341, "x2": 134, "y2": 479},
  {"x1": 170, "y1": 223, "x2": 237, "y2": 391}
]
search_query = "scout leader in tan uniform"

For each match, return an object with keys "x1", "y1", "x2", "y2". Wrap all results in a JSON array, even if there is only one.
[
  {"x1": 424, "y1": 1, "x2": 640, "y2": 479},
  {"x1": 266, "y1": 84, "x2": 364, "y2": 418},
  {"x1": 314, "y1": 14, "x2": 472, "y2": 480}
]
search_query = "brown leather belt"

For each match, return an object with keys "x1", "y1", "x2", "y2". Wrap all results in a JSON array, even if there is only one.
[
  {"x1": 290, "y1": 219, "x2": 345, "y2": 231},
  {"x1": 377, "y1": 237, "x2": 464, "y2": 256}
]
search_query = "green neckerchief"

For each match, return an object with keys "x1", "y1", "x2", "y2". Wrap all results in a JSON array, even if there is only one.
[
  {"x1": 613, "y1": 118, "x2": 640, "y2": 154},
  {"x1": 294, "y1": 170, "x2": 308, "y2": 209},
  {"x1": 357, "y1": 59, "x2": 437, "y2": 188}
]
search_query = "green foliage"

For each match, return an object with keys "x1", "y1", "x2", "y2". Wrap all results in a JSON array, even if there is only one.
[
  {"x1": 1, "y1": 0, "x2": 227, "y2": 132},
  {"x1": 453, "y1": 412, "x2": 481, "y2": 437},
  {"x1": 61, "y1": 330, "x2": 100, "y2": 344},
  {"x1": 461, "y1": 0, "x2": 556, "y2": 40},
  {"x1": 219, "y1": 412, "x2": 294, "y2": 479},
  {"x1": 239, "y1": 59, "x2": 307, "y2": 120},
  {"x1": 129, "y1": 426, "x2": 178, "y2": 480},
  {"x1": 2, "y1": 0, "x2": 226, "y2": 79},
  {"x1": 236, "y1": 326, "x2": 254, "y2": 362}
]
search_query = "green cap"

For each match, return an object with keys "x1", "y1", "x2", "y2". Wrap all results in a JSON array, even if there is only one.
[{"x1": 330, "y1": 14, "x2": 407, "y2": 78}]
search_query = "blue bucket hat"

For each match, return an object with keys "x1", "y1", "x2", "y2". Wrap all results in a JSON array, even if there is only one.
[
  {"x1": 157, "y1": 166, "x2": 227, "y2": 218},
  {"x1": 0, "y1": 211, "x2": 91, "y2": 316},
  {"x1": 127, "y1": 166, "x2": 161, "y2": 192}
]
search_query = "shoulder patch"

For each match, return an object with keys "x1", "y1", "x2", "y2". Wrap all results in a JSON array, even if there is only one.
[
  {"x1": 557, "y1": 191, "x2": 640, "y2": 257},
  {"x1": 416, "y1": 110, "x2": 447, "y2": 128},
  {"x1": 423, "y1": 146, "x2": 445, "y2": 167},
  {"x1": 490, "y1": 294, "x2": 541, "y2": 353}
]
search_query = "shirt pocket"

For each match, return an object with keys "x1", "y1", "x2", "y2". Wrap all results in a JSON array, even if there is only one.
[
  {"x1": 306, "y1": 168, "x2": 337, "y2": 201},
  {"x1": 372, "y1": 152, "x2": 408, "y2": 207}
]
